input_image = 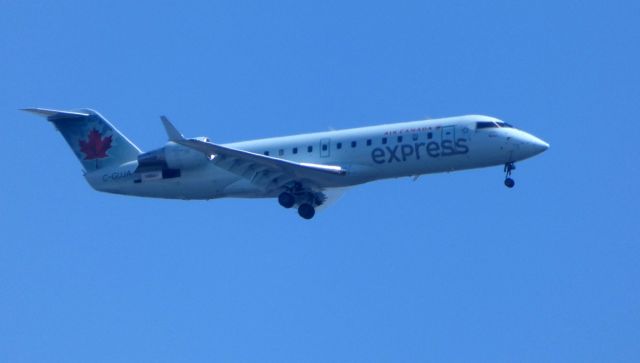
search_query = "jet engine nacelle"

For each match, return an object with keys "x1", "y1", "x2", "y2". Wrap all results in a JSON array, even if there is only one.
[
  {"x1": 163, "y1": 141, "x2": 208, "y2": 169},
  {"x1": 136, "y1": 141, "x2": 208, "y2": 173}
]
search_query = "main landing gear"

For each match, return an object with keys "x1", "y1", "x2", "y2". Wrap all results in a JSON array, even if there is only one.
[
  {"x1": 297, "y1": 203, "x2": 316, "y2": 220},
  {"x1": 278, "y1": 186, "x2": 323, "y2": 220},
  {"x1": 278, "y1": 192, "x2": 295, "y2": 209},
  {"x1": 504, "y1": 162, "x2": 516, "y2": 188}
]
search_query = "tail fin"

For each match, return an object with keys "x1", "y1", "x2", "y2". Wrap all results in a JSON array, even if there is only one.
[{"x1": 23, "y1": 108, "x2": 141, "y2": 172}]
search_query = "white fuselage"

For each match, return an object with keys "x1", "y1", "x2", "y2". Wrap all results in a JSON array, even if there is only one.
[{"x1": 86, "y1": 115, "x2": 548, "y2": 200}]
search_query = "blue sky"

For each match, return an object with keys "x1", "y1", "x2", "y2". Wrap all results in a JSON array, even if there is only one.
[{"x1": 1, "y1": 0, "x2": 639, "y2": 361}]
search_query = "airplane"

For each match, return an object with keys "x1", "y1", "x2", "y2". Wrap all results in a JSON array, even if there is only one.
[{"x1": 24, "y1": 108, "x2": 549, "y2": 219}]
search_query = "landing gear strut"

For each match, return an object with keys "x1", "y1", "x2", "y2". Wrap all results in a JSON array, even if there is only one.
[{"x1": 504, "y1": 162, "x2": 515, "y2": 188}]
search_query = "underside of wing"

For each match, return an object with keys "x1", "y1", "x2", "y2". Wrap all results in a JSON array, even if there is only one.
[
  {"x1": 180, "y1": 138, "x2": 346, "y2": 191},
  {"x1": 161, "y1": 116, "x2": 347, "y2": 193}
]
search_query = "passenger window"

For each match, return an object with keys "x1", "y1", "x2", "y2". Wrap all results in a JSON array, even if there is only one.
[
  {"x1": 292, "y1": 147, "x2": 298, "y2": 154},
  {"x1": 366, "y1": 139, "x2": 372, "y2": 146},
  {"x1": 264, "y1": 151, "x2": 270, "y2": 156},
  {"x1": 382, "y1": 137, "x2": 387, "y2": 144},
  {"x1": 397, "y1": 136, "x2": 403, "y2": 143},
  {"x1": 307, "y1": 146, "x2": 313, "y2": 152},
  {"x1": 351, "y1": 141, "x2": 357, "y2": 148},
  {"x1": 337, "y1": 142, "x2": 342, "y2": 149},
  {"x1": 322, "y1": 144, "x2": 328, "y2": 151},
  {"x1": 412, "y1": 134, "x2": 418, "y2": 141},
  {"x1": 278, "y1": 149, "x2": 284, "y2": 156},
  {"x1": 427, "y1": 132, "x2": 433, "y2": 139}
]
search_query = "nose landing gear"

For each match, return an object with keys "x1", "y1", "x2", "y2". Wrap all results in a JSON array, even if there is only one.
[{"x1": 504, "y1": 162, "x2": 516, "y2": 188}]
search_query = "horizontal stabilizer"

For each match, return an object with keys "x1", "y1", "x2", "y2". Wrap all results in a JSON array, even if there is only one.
[{"x1": 21, "y1": 108, "x2": 90, "y2": 119}]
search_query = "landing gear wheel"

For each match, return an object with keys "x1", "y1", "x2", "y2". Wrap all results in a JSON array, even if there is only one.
[
  {"x1": 504, "y1": 178, "x2": 515, "y2": 188},
  {"x1": 503, "y1": 162, "x2": 516, "y2": 188},
  {"x1": 278, "y1": 192, "x2": 295, "y2": 209},
  {"x1": 298, "y1": 203, "x2": 315, "y2": 220}
]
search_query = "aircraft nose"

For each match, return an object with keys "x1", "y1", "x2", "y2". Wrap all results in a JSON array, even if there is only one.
[
  {"x1": 529, "y1": 135, "x2": 549, "y2": 154},
  {"x1": 518, "y1": 132, "x2": 549, "y2": 157},
  {"x1": 531, "y1": 136, "x2": 549, "y2": 154}
]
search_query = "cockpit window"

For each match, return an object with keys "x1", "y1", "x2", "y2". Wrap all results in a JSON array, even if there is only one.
[
  {"x1": 476, "y1": 121, "x2": 514, "y2": 129},
  {"x1": 476, "y1": 121, "x2": 499, "y2": 129}
]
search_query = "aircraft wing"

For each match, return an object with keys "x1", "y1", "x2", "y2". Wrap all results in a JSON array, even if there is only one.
[{"x1": 161, "y1": 117, "x2": 347, "y2": 192}]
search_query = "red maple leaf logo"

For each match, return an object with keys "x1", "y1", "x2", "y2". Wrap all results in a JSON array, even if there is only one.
[{"x1": 79, "y1": 128, "x2": 112, "y2": 160}]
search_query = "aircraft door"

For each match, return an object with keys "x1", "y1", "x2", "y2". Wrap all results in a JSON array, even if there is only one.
[
  {"x1": 458, "y1": 124, "x2": 471, "y2": 141},
  {"x1": 320, "y1": 138, "x2": 331, "y2": 158},
  {"x1": 441, "y1": 126, "x2": 455, "y2": 142},
  {"x1": 441, "y1": 126, "x2": 456, "y2": 157}
]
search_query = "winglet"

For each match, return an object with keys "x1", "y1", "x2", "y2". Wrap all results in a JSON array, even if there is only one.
[{"x1": 161, "y1": 115, "x2": 185, "y2": 141}]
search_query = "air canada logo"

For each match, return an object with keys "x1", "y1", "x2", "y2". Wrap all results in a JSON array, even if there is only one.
[{"x1": 79, "y1": 128, "x2": 112, "y2": 162}]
